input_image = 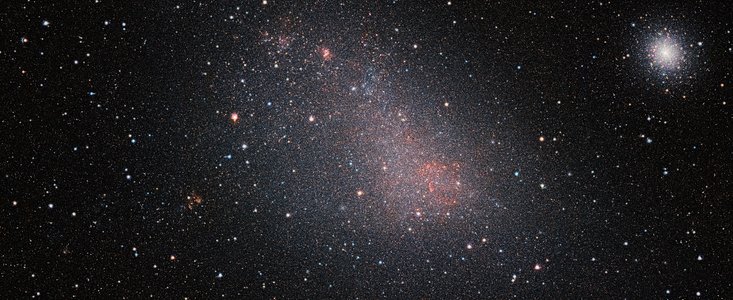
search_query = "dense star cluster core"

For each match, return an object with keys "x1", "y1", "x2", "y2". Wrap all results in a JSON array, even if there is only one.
[
  {"x1": 652, "y1": 37, "x2": 680, "y2": 67},
  {"x1": 649, "y1": 33, "x2": 684, "y2": 71},
  {"x1": 2, "y1": 1, "x2": 732, "y2": 299}
]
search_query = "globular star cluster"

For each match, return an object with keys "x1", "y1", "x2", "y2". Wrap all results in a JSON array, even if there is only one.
[
  {"x1": 2, "y1": 1, "x2": 732, "y2": 299},
  {"x1": 650, "y1": 35, "x2": 683, "y2": 69}
]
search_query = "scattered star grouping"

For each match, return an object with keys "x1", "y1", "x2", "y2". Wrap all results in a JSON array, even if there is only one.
[{"x1": 2, "y1": 0, "x2": 732, "y2": 298}]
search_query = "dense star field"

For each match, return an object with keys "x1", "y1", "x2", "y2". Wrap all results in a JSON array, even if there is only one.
[{"x1": 2, "y1": 0, "x2": 732, "y2": 298}]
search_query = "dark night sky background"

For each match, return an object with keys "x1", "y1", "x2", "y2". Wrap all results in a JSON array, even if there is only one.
[{"x1": 2, "y1": 0, "x2": 732, "y2": 298}]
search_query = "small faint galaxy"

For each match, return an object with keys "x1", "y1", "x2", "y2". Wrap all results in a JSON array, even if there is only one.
[{"x1": 1, "y1": 1, "x2": 732, "y2": 298}]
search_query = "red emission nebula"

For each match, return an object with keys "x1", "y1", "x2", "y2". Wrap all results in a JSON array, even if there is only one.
[
  {"x1": 418, "y1": 161, "x2": 462, "y2": 206},
  {"x1": 378, "y1": 157, "x2": 466, "y2": 222}
]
